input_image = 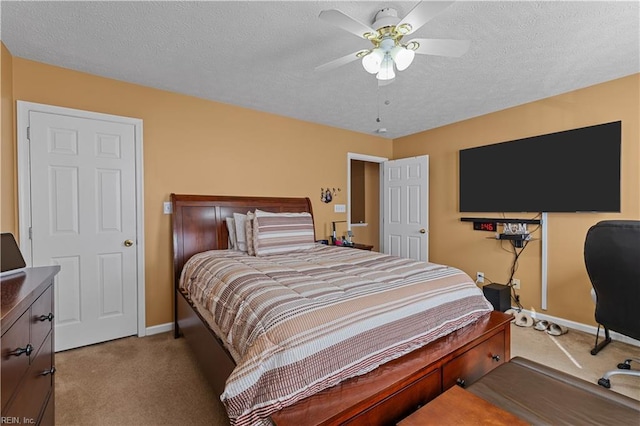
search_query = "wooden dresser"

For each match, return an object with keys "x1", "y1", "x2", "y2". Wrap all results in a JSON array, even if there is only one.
[{"x1": 1, "y1": 266, "x2": 60, "y2": 425}]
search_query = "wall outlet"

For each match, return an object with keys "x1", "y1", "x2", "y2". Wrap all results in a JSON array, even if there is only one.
[
  {"x1": 476, "y1": 272, "x2": 485, "y2": 284},
  {"x1": 511, "y1": 278, "x2": 521, "y2": 289}
]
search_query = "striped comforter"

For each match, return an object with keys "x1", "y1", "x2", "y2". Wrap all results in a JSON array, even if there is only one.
[{"x1": 179, "y1": 245, "x2": 493, "y2": 426}]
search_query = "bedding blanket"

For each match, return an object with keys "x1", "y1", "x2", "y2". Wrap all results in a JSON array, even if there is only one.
[{"x1": 180, "y1": 245, "x2": 493, "y2": 426}]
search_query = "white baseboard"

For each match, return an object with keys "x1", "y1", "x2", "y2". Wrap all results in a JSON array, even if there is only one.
[
  {"x1": 145, "y1": 322, "x2": 173, "y2": 336},
  {"x1": 519, "y1": 309, "x2": 640, "y2": 348},
  {"x1": 144, "y1": 314, "x2": 640, "y2": 349}
]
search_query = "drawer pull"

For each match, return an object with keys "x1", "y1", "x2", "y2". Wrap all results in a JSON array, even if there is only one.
[
  {"x1": 456, "y1": 378, "x2": 466, "y2": 388},
  {"x1": 41, "y1": 366, "x2": 56, "y2": 376},
  {"x1": 38, "y1": 312, "x2": 54, "y2": 322},
  {"x1": 10, "y1": 343, "x2": 33, "y2": 357},
  {"x1": 491, "y1": 354, "x2": 501, "y2": 362}
]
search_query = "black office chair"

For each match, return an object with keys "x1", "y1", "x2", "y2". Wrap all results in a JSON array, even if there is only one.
[{"x1": 584, "y1": 220, "x2": 640, "y2": 388}]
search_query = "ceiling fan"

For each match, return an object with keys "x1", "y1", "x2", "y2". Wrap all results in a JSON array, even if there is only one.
[{"x1": 316, "y1": 1, "x2": 470, "y2": 81}]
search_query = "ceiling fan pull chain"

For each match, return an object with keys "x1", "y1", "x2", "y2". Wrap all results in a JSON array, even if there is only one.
[{"x1": 376, "y1": 84, "x2": 381, "y2": 124}]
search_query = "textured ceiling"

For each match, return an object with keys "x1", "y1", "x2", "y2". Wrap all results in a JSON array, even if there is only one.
[{"x1": 1, "y1": 1, "x2": 638, "y2": 139}]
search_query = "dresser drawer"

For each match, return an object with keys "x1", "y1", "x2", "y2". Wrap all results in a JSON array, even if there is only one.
[
  {"x1": 1, "y1": 310, "x2": 31, "y2": 410},
  {"x1": 31, "y1": 285, "x2": 54, "y2": 354},
  {"x1": 442, "y1": 331, "x2": 505, "y2": 390},
  {"x1": 3, "y1": 332, "x2": 54, "y2": 423}
]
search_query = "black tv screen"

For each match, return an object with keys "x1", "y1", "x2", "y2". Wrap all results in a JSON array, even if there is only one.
[{"x1": 459, "y1": 121, "x2": 621, "y2": 213}]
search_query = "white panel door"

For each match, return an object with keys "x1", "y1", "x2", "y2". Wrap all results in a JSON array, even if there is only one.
[
  {"x1": 29, "y1": 111, "x2": 138, "y2": 351},
  {"x1": 382, "y1": 156, "x2": 429, "y2": 262}
]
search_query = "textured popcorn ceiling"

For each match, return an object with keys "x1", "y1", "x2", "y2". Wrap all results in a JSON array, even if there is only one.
[{"x1": 1, "y1": 1, "x2": 638, "y2": 139}]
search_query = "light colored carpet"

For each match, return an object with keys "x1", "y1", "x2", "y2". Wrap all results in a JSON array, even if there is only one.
[
  {"x1": 55, "y1": 332, "x2": 229, "y2": 426},
  {"x1": 55, "y1": 324, "x2": 639, "y2": 425}
]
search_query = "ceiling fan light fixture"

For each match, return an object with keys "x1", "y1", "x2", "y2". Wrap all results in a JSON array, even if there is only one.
[
  {"x1": 390, "y1": 46, "x2": 415, "y2": 71},
  {"x1": 405, "y1": 41, "x2": 420, "y2": 51},
  {"x1": 362, "y1": 48, "x2": 384, "y2": 74},
  {"x1": 396, "y1": 23, "x2": 412, "y2": 35},
  {"x1": 376, "y1": 56, "x2": 395, "y2": 80}
]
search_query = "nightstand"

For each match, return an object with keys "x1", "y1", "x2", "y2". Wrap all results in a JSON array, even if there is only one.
[
  {"x1": 330, "y1": 242, "x2": 374, "y2": 251},
  {"x1": 351, "y1": 243, "x2": 374, "y2": 251}
]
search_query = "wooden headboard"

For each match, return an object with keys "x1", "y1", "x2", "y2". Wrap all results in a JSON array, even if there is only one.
[{"x1": 171, "y1": 194, "x2": 314, "y2": 287}]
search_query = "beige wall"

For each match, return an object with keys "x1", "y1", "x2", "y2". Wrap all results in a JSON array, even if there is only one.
[
  {"x1": 3, "y1": 43, "x2": 638, "y2": 328},
  {"x1": 394, "y1": 74, "x2": 640, "y2": 326},
  {"x1": 1, "y1": 43, "x2": 15, "y2": 234},
  {"x1": 4, "y1": 50, "x2": 392, "y2": 327}
]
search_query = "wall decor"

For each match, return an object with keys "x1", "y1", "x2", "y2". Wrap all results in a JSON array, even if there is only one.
[{"x1": 321, "y1": 188, "x2": 341, "y2": 203}]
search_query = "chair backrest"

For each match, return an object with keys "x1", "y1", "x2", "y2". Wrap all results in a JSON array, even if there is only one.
[{"x1": 584, "y1": 220, "x2": 640, "y2": 341}]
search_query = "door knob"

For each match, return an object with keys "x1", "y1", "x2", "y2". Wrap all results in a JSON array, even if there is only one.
[
  {"x1": 124, "y1": 239, "x2": 134, "y2": 247},
  {"x1": 419, "y1": 229, "x2": 426, "y2": 234}
]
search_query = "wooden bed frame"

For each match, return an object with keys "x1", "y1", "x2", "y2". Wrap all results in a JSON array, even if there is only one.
[{"x1": 171, "y1": 193, "x2": 512, "y2": 425}]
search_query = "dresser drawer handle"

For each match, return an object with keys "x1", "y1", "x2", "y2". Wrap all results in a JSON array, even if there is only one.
[
  {"x1": 10, "y1": 344, "x2": 33, "y2": 357},
  {"x1": 38, "y1": 313, "x2": 54, "y2": 322},
  {"x1": 41, "y1": 366, "x2": 56, "y2": 376},
  {"x1": 491, "y1": 354, "x2": 501, "y2": 362}
]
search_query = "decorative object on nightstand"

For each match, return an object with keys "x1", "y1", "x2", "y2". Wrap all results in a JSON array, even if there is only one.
[
  {"x1": 331, "y1": 220, "x2": 348, "y2": 245},
  {"x1": 329, "y1": 221, "x2": 373, "y2": 249}
]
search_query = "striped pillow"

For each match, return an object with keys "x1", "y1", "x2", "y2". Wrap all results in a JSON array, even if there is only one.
[{"x1": 253, "y1": 210, "x2": 315, "y2": 256}]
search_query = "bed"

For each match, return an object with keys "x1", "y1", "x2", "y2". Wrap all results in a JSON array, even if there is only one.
[{"x1": 171, "y1": 194, "x2": 512, "y2": 426}]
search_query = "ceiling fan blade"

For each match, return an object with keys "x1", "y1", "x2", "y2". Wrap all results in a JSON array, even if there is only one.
[
  {"x1": 407, "y1": 38, "x2": 470, "y2": 57},
  {"x1": 397, "y1": 1, "x2": 456, "y2": 35},
  {"x1": 319, "y1": 9, "x2": 376, "y2": 39},
  {"x1": 315, "y1": 50, "x2": 364, "y2": 73}
]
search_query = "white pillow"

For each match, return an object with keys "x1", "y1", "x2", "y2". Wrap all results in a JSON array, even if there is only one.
[
  {"x1": 245, "y1": 212, "x2": 256, "y2": 256},
  {"x1": 233, "y1": 212, "x2": 248, "y2": 252},
  {"x1": 225, "y1": 217, "x2": 237, "y2": 250}
]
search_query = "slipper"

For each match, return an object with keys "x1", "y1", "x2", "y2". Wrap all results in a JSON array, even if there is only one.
[
  {"x1": 504, "y1": 309, "x2": 518, "y2": 322},
  {"x1": 546, "y1": 323, "x2": 568, "y2": 336},
  {"x1": 534, "y1": 319, "x2": 550, "y2": 331},
  {"x1": 514, "y1": 312, "x2": 534, "y2": 327}
]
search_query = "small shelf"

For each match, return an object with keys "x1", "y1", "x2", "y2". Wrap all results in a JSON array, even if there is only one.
[
  {"x1": 350, "y1": 222, "x2": 368, "y2": 227},
  {"x1": 461, "y1": 217, "x2": 541, "y2": 225}
]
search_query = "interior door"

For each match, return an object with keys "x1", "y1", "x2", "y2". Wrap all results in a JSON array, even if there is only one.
[
  {"x1": 382, "y1": 156, "x2": 429, "y2": 262},
  {"x1": 28, "y1": 110, "x2": 139, "y2": 351}
]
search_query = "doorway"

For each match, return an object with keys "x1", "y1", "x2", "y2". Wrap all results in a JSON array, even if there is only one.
[
  {"x1": 348, "y1": 153, "x2": 429, "y2": 261},
  {"x1": 348, "y1": 153, "x2": 386, "y2": 250}
]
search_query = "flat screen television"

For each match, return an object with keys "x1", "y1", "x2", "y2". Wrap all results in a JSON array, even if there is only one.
[{"x1": 459, "y1": 121, "x2": 621, "y2": 213}]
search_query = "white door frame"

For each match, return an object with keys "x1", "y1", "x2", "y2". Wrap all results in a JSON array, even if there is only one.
[
  {"x1": 347, "y1": 152, "x2": 388, "y2": 250},
  {"x1": 16, "y1": 101, "x2": 146, "y2": 337}
]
